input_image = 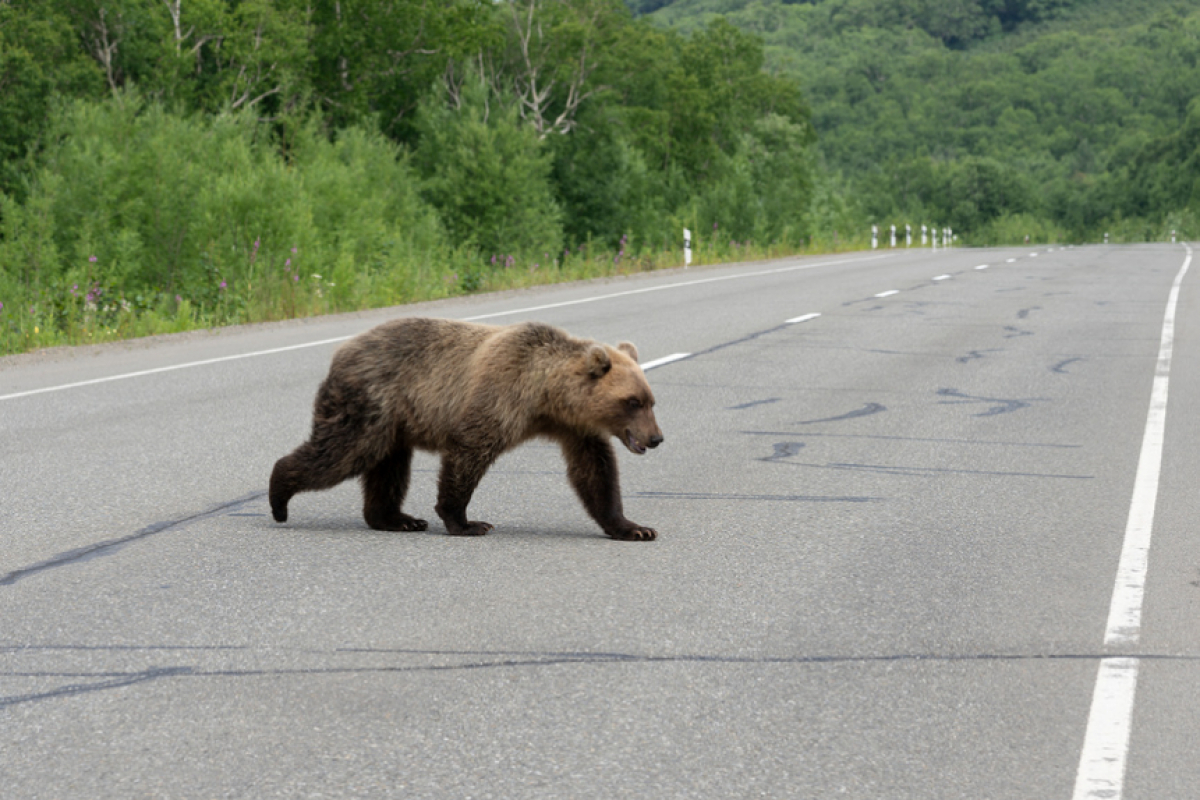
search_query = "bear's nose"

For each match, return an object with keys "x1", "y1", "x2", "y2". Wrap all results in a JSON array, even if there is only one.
[{"x1": 648, "y1": 434, "x2": 664, "y2": 449}]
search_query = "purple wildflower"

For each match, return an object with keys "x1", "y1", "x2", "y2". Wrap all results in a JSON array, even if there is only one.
[
  {"x1": 219, "y1": 281, "x2": 227, "y2": 290},
  {"x1": 88, "y1": 255, "x2": 98, "y2": 263},
  {"x1": 285, "y1": 258, "x2": 292, "y2": 268}
]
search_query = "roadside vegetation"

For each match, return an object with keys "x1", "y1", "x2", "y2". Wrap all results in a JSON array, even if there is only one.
[{"x1": 1, "y1": 0, "x2": 1196, "y2": 354}]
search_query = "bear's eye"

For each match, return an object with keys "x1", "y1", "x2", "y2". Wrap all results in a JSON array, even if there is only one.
[{"x1": 627, "y1": 397, "x2": 642, "y2": 410}]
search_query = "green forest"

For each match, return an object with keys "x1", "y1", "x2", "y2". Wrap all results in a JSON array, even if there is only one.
[{"x1": 0, "y1": 0, "x2": 1196, "y2": 354}]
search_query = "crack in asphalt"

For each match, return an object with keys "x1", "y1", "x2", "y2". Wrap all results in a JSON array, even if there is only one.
[
  {"x1": 4, "y1": 648, "x2": 1196, "y2": 708},
  {"x1": 0, "y1": 491, "x2": 266, "y2": 588}
]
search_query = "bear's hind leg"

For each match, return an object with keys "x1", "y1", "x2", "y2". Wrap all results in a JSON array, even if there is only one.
[
  {"x1": 362, "y1": 445, "x2": 428, "y2": 532},
  {"x1": 270, "y1": 441, "x2": 359, "y2": 523},
  {"x1": 562, "y1": 434, "x2": 656, "y2": 541}
]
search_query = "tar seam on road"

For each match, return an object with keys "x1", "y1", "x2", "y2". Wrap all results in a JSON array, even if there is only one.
[
  {"x1": 0, "y1": 491, "x2": 266, "y2": 587},
  {"x1": 6, "y1": 648, "x2": 1199, "y2": 710},
  {"x1": 1072, "y1": 243, "x2": 1193, "y2": 800}
]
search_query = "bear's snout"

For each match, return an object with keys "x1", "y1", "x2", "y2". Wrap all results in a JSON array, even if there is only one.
[{"x1": 647, "y1": 433, "x2": 663, "y2": 449}]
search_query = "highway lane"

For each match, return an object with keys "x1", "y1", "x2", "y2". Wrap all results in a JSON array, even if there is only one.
[{"x1": 1, "y1": 243, "x2": 1197, "y2": 798}]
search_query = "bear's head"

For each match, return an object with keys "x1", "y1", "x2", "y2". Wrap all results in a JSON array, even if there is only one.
[{"x1": 582, "y1": 341, "x2": 664, "y2": 455}]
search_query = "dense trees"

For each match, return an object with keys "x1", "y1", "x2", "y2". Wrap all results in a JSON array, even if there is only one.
[
  {"x1": 1, "y1": 0, "x2": 1195, "y2": 352},
  {"x1": 646, "y1": 0, "x2": 1200, "y2": 241},
  {"x1": 0, "y1": 0, "x2": 822, "y2": 352}
]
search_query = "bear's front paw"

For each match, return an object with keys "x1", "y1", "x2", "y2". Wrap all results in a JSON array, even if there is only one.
[
  {"x1": 446, "y1": 520, "x2": 494, "y2": 536},
  {"x1": 607, "y1": 524, "x2": 657, "y2": 542},
  {"x1": 366, "y1": 512, "x2": 429, "y2": 532}
]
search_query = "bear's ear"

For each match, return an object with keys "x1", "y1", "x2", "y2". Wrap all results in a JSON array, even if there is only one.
[
  {"x1": 617, "y1": 341, "x2": 639, "y2": 362},
  {"x1": 586, "y1": 344, "x2": 612, "y2": 378}
]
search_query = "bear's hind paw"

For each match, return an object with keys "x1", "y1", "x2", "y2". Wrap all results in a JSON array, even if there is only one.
[{"x1": 445, "y1": 520, "x2": 494, "y2": 536}]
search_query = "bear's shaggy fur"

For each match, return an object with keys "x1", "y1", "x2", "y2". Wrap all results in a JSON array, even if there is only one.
[{"x1": 269, "y1": 317, "x2": 664, "y2": 540}]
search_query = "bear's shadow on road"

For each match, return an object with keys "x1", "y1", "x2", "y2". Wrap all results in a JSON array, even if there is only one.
[{"x1": 262, "y1": 518, "x2": 608, "y2": 542}]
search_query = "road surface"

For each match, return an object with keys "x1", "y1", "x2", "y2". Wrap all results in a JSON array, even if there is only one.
[{"x1": 2, "y1": 243, "x2": 1197, "y2": 798}]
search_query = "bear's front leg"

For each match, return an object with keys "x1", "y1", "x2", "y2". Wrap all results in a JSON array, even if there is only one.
[
  {"x1": 362, "y1": 446, "x2": 428, "y2": 532},
  {"x1": 434, "y1": 451, "x2": 497, "y2": 536},
  {"x1": 562, "y1": 434, "x2": 657, "y2": 541}
]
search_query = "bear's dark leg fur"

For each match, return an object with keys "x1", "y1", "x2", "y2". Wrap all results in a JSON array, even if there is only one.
[
  {"x1": 434, "y1": 450, "x2": 499, "y2": 536},
  {"x1": 270, "y1": 375, "x2": 382, "y2": 524},
  {"x1": 562, "y1": 434, "x2": 656, "y2": 541},
  {"x1": 362, "y1": 445, "x2": 427, "y2": 531},
  {"x1": 270, "y1": 441, "x2": 359, "y2": 523}
]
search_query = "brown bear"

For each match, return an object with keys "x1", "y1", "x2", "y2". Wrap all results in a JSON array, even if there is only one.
[{"x1": 269, "y1": 317, "x2": 664, "y2": 540}]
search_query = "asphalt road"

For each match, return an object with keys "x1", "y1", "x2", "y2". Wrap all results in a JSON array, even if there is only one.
[{"x1": 2, "y1": 243, "x2": 1197, "y2": 799}]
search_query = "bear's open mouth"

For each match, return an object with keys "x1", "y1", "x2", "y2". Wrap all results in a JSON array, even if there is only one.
[{"x1": 624, "y1": 430, "x2": 647, "y2": 455}]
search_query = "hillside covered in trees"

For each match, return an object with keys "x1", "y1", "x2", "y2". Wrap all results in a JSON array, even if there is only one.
[
  {"x1": 639, "y1": 0, "x2": 1200, "y2": 242},
  {"x1": 0, "y1": 0, "x2": 1195, "y2": 353}
]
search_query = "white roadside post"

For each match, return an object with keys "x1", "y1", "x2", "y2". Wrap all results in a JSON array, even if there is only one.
[
  {"x1": 906, "y1": 224, "x2": 912, "y2": 247},
  {"x1": 872, "y1": 225, "x2": 878, "y2": 249},
  {"x1": 922, "y1": 224, "x2": 927, "y2": 246},
  {"x1": 1104, "y1": 232, "x2": 1110, "y2": 244},
  {"x1": 932, "y1": 225, "x2": 937, "y2": 250},
  {"x1": 684, "y1": 228, "x2": 692, "y2": 267},
  {"x1": 948, "y1": 227, "x2": 953, "y2": 247},
  {"x1": 890, "y1": 224, "x2": 896, "y2": 248},
  {"x1": 1172, "y1": 229, "x2": 1177, "y2": 244}
]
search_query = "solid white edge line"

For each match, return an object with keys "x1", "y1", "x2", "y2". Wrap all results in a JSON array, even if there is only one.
[
  {"x1": 875, "y1": 289, "x2": 900, "y2": 298},
  {"x1": 1072, "y1": 244, "x2": 1192, "y2": 800},
  {"x1": 933, "y1": 274, "x2": 952, "y2": 281},
  {"x1": 639, "y1": 353, "x2": 691, "y2": 371},
  {"x1": 1072, "y1": 658, "x2": 1140, "y2": 800},
  {"x1": 1103, "y1": 243, "x2": 1192, "y2": 646},
  {"x1": 0, "y1": 336, "x2": 356, "y2": 402},
  {"x1": 785, "y1": 313, "x2": 821, "y2": 324},
  {"x1": 975, "y1": 265, "x2": 990, "y2": 270},
  {"x1": 1, "y1": 252, "x2": 893, "y2": 403}
]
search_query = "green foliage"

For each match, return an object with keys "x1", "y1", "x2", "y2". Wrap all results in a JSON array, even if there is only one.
[
  {"x1": 0, "y1": 93, "x2": 448, "y2": 346},
  {"x1": 642, "y1": 0, "x2": 1200, "y2": 239},
  {"x1": 414, "y1": 77, "x2": 564, "y2": 261},
  {"x1": 0, "y1": 2, "x2": 104, "y2": 197},
  {"x1": 13, "y1": 0, "x2": 1195, "y2": 352}
]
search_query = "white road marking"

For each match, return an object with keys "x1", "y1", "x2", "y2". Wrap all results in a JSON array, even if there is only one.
[
  {"x1": 933, "y1": 274, "x2": 952, "y2": 281},
  {"x1": 874, "y1": 290, "x2": 900, "y2": 298},
  {"x1": 1073, "y1": 658, "x2": 1140, "y2": 800},
  {"x1": 975, "y1": 264, "x2": 990, "y2": 270},
  {"x1": 1104, "y1": 243, "x2": 1192, "y2": 646},
  {"x1": 1006, "y1": 257, "x2": 1017, "y2": 263},
  {"x1": 1072, "y1": 244, "x2": 1192, "y2": 800},
  {"x1": 785, "y1": 313, "x2": 821, "y2": 324},
  {"x1": 0, "y1": 253, "x2": 893, "y2": 402},
  {"x1": 639, "y1": 353, "x2": 692, "y2": 371},
  {"x1": 0, "y1": 337, "x2": 354, "y2": 402}
]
